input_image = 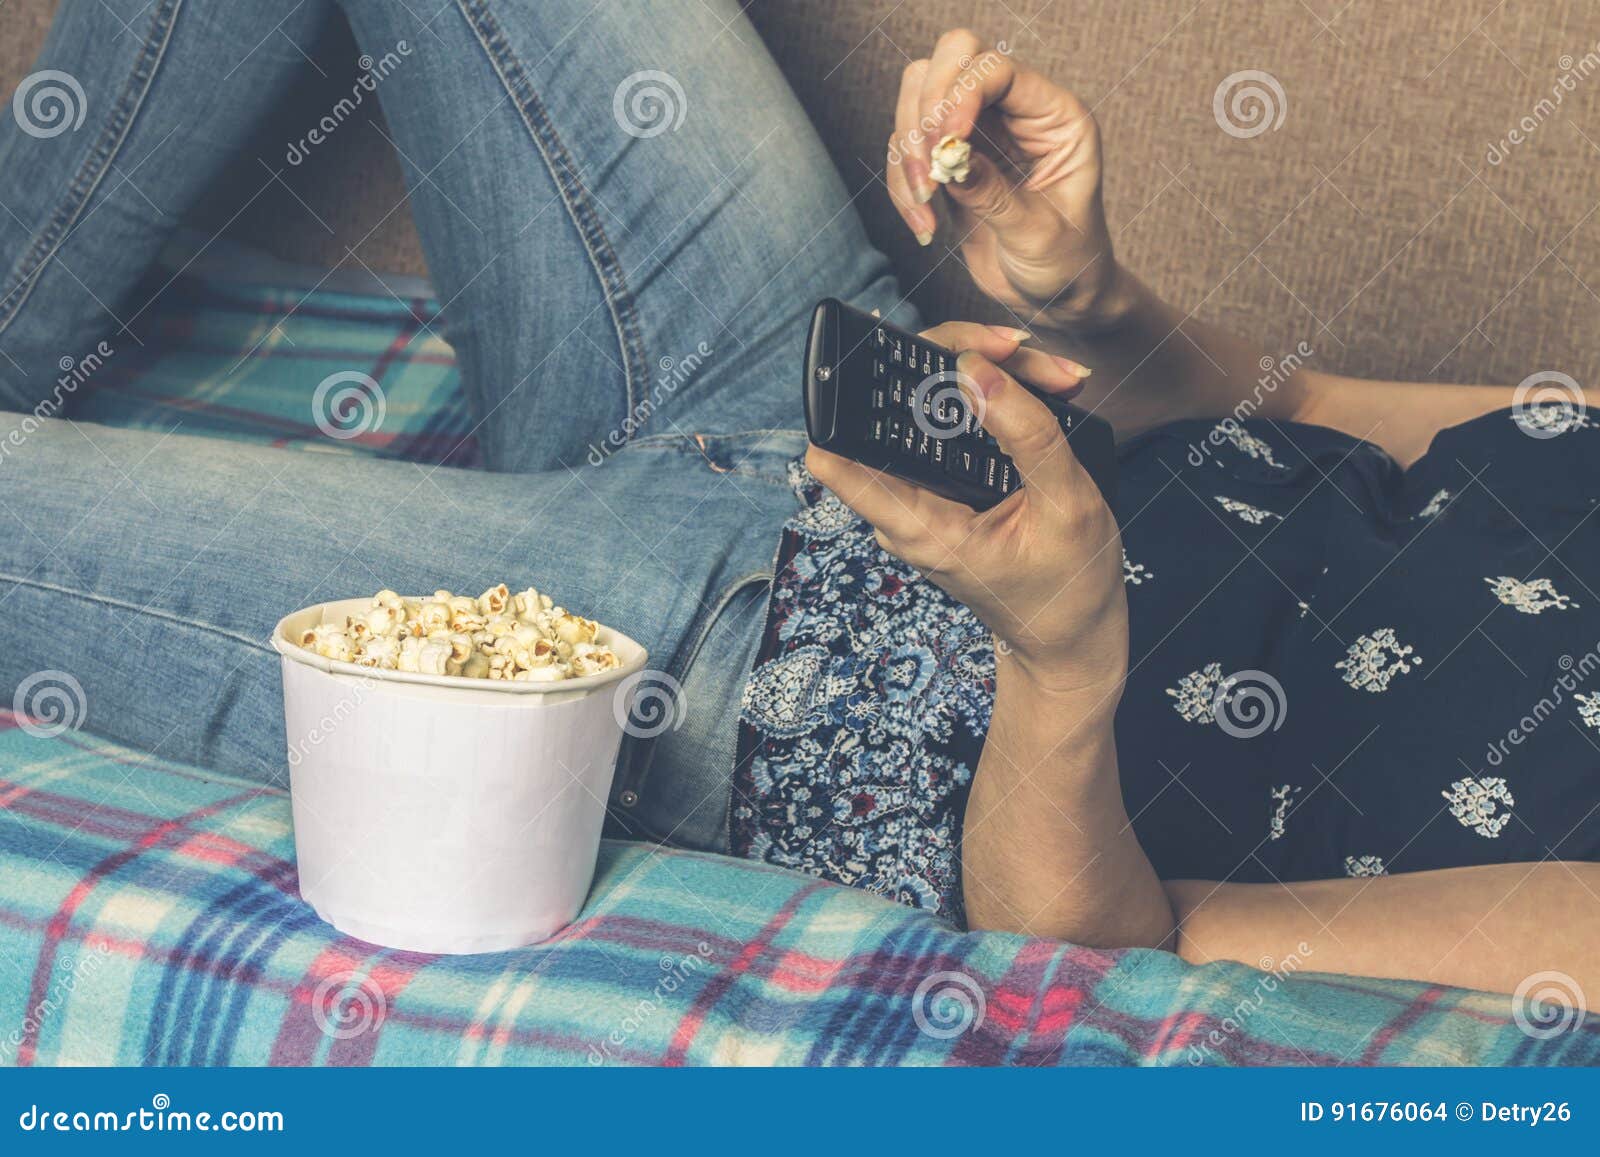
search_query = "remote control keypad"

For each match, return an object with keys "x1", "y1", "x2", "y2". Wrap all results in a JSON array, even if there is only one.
[{"x1": 864, "y1": 327, "x2": 1022, "y2": 499}]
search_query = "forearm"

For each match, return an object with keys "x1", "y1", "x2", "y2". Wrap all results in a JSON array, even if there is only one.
[
  {"x1": 1039, "y1": 266, "x2": 1531, "y2": 467},
  {"x1": 1297, "y1": 372, "x2": 1524, "y2": 468},
  {"x1": 1169, "y1": 863, "x2": 1600, "y2": 996},
  {"x1": 1036, "y1": 267, "x2": 1313, "y2": 438},
  {"x1": 963, "y1": 659, "x2": 1172, "y2": 948}
]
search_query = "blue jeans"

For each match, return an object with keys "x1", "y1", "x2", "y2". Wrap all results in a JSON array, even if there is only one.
[{"x1": 0, "y1": 0, "x2": 917, "y2": 851}]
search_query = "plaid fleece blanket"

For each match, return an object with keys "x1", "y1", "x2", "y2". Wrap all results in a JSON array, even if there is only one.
[
  {"x1": 2, "y1": 713, "x2": 1593, "y2": 1066},
  {"x1": 70, "y1": 270, "x2": 482, "y2": 468},
  {"x1": 5, "y1": 267, "x2": 1596, "y2": 1066}
]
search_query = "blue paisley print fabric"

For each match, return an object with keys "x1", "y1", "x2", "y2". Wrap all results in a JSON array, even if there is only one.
[{"x1": 733, "y1": 461, "x2": 991, "y2": 921}]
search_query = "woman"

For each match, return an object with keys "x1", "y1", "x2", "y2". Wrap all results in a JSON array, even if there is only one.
[{"x1": 1, "y1": 2, "x2": 1594, "y2": 1000}]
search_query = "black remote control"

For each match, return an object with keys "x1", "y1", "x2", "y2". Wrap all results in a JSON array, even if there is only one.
[{"x1": 802, "y1": 298, "x2": 1117, "y2": 511}]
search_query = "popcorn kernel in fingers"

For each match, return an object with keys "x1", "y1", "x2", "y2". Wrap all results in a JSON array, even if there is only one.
[{"x1": 929, "y1": 134, "x2": 971, "y2": 184}]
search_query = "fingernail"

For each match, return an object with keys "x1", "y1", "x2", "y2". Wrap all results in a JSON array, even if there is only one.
[
  {"x1": 958, "y1": 353, "x2": 1002, "y2": 398},
  {"x1": 1052, "y1": 354, "x2": 1092, "y2": 378},
  {"x1": 915, "y1": 229, "x2": 934, "y2": 247},
  {"x1": 986, "y1": 325, "x2": 1032, "y2": 343},
  {"x1": 905, "y1": 160, "x2": 935, "y2": 204}
]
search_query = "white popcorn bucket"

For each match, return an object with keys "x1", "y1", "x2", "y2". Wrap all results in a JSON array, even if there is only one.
[{"x1": 271, "y1": 597, "x2": 647, "y2": 954}]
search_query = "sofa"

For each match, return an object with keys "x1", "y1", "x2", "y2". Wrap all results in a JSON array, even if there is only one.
[
  {"x1": 4, "y1": 0, "x2": 1599, "y2": 1066},
  {"x1": 9, "y1": 0, "x2": 1600, "y2": 387}
]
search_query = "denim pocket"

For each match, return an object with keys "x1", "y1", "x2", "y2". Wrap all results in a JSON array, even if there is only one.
[{"x1": 614, "y1": 574, "x2": 771, "y2": 853}]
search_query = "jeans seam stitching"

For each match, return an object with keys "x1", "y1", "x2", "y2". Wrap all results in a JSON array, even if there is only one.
[
  {"x1": 0, "y1": 570, "x2": 272, "y2": 653},
  {"x1": 618, "y1": 446, "x2": 801, "y2": 486},
  {"x1": 0, "y1": 0, "x2": 185, "y2": 341},
  {"x1": 453, "y1": 0, "x2": 649, "y2": 433},
  {"x1": 616, "y1": 568, "x2": 773, "y2": 839}
]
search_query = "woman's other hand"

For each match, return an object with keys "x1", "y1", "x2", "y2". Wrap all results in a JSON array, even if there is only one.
[
  {"x1": 887, "y1": 30, "x2": 1124, "y2": 330},
  {"x1": 805, "y1": 322, "x2": 1127, "y2": 697}
]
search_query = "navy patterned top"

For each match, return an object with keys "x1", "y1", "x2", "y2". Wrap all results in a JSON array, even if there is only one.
[{"x1": 733, "y1": 404, "x2": 1600, "y2": 922}]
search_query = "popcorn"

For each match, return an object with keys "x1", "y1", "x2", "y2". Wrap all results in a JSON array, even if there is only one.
[
  {"x1": 570, "y1": 642, "x2": 622, "y2": 677},
  {"x1": 512, "y1": 587, "x2": 553, "y2": 622},
  {"x1": 929, "y1": 134, "x2": 971, "y2": 184},
  {"x1": 364, "y1": 604, "x2": 400, "y2": 637},
  {"x1": 513, "y1": 666, "x2": 567, "y2": 683},
  {"x1": 478, "y1": 583, "x2": 509, "y2": 616},
  {"x1": 552, "y1": 613, "x2": 598, "y2": 646},
  {"x1": 417, "y1": 600, "x2": 451, "y2": 634},
  {"x1": 302, "y1": 623, "x2": 355, "y2": 663},
  {"x1": 356, "y1": 635, "x2": 400, "y2": 670},
  {"x1": 299, "y1": 584, "x2": 620, "y2": 683},
  {"x1": 415, "y1": 639, "x2": 452, "y2": 676}
]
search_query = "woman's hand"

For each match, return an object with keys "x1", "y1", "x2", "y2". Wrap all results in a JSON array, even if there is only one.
[
  {"x1": 805, "y1": 322, "x2": 1128, "y2": 695},
  {"x1": 887, "y1": 30, "x2": 1123, "y2": 329}
]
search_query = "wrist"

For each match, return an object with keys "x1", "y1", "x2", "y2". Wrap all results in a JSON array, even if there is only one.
[
  {"x1": 995, "y1": 646, "x2": 1126, "y2": 718},
  {"x1": 1034, "y1": 260, "x2": 1144, "y2": 335}
]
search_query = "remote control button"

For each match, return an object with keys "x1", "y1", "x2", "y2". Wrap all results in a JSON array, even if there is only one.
[
  {"x1": 948, "y1": 444, "x2": 982, "y2": 483},
  {"x1": 886, "y1": 416, "x2": 905, "y2": 447},
  {"x1": 929, "y1": 437, "x2": 948, "y2": 467},
  {"x1": 869, "y1": 385, "x2": 888, "y2": 411},
  {"x1": 997, "y1": 458, "x2": 1019, "y2": 493},
  {"x1": 898, "y1": 421, "x2": 917, "y2": 453},
  {"x1": 873, "y1": 327, "x2": 888, "y2": 348},
  {"x1": 913, "y1": 431, "x2": 934, "y2": 461},
  {"x1": 868, "y1": 416, "x2": 887, "y2": 444},
  {"x1": 982, "y1": 453, "x2": 1002, "y2": 490},
  {"x1": 872, "y1": 357, "x2": 889, "y2": 381},
  {"x1": 889, "y1": 335, "x2": 905, "y2": 365},
  {"x1": 889, "y1": 376, "x2": 908, "y2": 408}
]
